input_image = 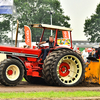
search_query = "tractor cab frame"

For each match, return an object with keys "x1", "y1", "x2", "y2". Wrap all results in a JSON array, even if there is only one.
[{"x1": 30, "y1": 24, "x2": 73, "y2": 49}]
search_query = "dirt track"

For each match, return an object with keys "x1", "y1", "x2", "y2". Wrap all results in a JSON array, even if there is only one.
[
  {"x1": 0, "y1": 81, "x2": 100, "y2": 92},
  {"x1": 1, "y1": 81, "x2": 100, "y2": 100}
]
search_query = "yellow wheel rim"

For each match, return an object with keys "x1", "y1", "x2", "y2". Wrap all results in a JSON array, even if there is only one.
[
  {"x1": 6, "y1": 65, "x2": 20, "y2": 81},
  {"x1": 57, "y1": 55, "x2": 82, "y2": 85}
]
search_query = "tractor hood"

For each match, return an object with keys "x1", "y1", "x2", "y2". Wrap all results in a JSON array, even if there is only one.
[{"x1": 0, "y1": 46, "x2": 42, "y2": 58}]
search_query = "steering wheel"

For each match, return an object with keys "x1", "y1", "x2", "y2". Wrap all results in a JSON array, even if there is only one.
[
  {"x1": 36, "y1": 43, "x2": 44, "y2": 49},
  {"x1": 40, "y1": 44, "x2": 45, "y2": 48}
]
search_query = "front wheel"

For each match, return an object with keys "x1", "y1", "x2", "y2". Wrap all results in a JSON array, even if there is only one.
[{"x1": 0, "y1": 59, "x2": 24, "y2": 86}]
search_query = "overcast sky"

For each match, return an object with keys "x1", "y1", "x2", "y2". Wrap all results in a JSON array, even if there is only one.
[{"x1": 59, "y1": 0, "x2": 100, "y2": 40}]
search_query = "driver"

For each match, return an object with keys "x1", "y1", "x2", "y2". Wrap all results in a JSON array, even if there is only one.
[{"x1": 39, "y1": 36, "x2": 54, "y2": 63}]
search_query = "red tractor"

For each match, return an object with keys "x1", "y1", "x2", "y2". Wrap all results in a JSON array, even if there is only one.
[{"x1": 0, "y1": 24, "x2": 85, "y2": 86}]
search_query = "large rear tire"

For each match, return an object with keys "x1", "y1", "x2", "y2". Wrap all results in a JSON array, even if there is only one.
[
  {"x1": 43, "y1": 49, "x2": 85, "y2": 86},
  {"x1": 0, "y1": 59, "x2": 24, "y2": 86}
]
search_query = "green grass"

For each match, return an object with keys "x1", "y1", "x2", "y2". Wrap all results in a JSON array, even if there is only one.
[
  {"x1": 0, "y1": 91, "x2": 100, "y2": 99},
  {"x1": 22, "y1": 78, "x2": 26, "y2": 81}
]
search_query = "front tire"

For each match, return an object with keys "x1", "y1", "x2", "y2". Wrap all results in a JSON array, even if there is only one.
[{"x1": 0, "y1": 59, "x2": 24, "y2": 86}]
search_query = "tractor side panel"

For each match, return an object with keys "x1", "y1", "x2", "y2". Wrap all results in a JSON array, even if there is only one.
[{"x1": 27, "y1": 58, "x2": 37, "y2": 62}]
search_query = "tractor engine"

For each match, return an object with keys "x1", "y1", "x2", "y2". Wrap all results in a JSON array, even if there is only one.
[{"x1": 24, "y1": 61, "x2": 43, "y2": 77}]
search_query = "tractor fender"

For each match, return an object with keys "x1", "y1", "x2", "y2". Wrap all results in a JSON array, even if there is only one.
[
  {"x1": 7, "y1": 55, "x2": 26, "y2": 71},
  {"x1": 53, "y1": 47, "x2": 73, "y2": 51}
]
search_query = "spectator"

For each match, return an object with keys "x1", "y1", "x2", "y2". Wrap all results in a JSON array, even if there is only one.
[
  {"x1": 95, "y1": 44, "x2": 100, "y2": 59},
  {"x1": 92, "y1": 47, "x2": 95, "y2": 52},
  {"x1": 88, "y1": 50, "x2": 96, "y2": 57},
  {"x1": 82, "y1": 48, "x2": 89, "y2": 63}
]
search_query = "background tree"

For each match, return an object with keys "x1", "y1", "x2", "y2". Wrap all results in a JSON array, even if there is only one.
[
  {"x1": 0, "y1": 0, "x2": 71, "y2": 42},
  {"x1": 0, "y1": 15, "x2": 11, "y2": 43},
  {"x1": 84, "y1": 3, "x2": 100, "y2": 42}
]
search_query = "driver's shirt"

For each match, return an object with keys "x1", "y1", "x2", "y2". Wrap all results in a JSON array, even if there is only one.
[{"x1": 46, "y1": 40, "x2": 54, "y2": 48}]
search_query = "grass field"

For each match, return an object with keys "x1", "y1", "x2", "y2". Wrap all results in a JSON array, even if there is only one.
[{"x1": 0, "y1": 91, "x2": 100, "y2": 99}]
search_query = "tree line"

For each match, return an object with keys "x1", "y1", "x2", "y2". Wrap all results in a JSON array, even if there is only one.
[
  {"x1": 0, "y1": 0, "x2": 70, "y2": 42},
  {"x1": 0, "y1": 0, "x2": 100, "y2": 43}
]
